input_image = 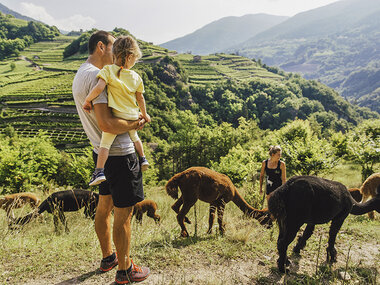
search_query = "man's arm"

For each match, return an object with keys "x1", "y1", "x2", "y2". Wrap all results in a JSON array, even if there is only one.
[{"x1": 93, "y1": 103, "x2": 145, "y2": 134}]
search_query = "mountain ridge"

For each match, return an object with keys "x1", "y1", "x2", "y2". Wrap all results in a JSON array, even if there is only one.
[
  {"x1": 0, "y1": 3, "x2": 37, "y2": 22},
  {"x1": 160, "y1": 13, "x2": 288, "y2": 55}
]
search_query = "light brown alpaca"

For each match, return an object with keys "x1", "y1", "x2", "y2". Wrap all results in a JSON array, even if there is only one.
[
  {"x1": 133, "y1": 199, "x2": 161, "y2": 224},
  {"x1": 360, "y1": 172, "x2": 380, "y2": 219},
  {"x1": 348, "y1": 188, "x2": 362, "y2": 203},
  {"x1": 166, "y1": 167, "x2": 272, "y2": 237},
  {"x1": 0, "y1": 192, "x2": 40, "y2": 219}
]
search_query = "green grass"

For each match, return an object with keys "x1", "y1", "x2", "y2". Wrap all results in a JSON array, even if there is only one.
[{"x1": 1, "y1": 184, "x2": 379, "y2": 284}]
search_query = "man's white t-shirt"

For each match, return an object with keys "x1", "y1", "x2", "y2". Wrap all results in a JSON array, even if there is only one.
[{"x1": 72, "y1": 62, "x2": 135, "y2": 156}]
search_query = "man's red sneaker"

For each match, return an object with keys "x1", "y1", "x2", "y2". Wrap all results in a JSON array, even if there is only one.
[
  {"x1": 99, "y1": 252, "x2": 118, "y2": 272},
  {"x1": 115, "y1": 259, "x2": 150, "y2": 284}
]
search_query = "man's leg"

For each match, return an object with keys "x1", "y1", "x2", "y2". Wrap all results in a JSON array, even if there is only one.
[
  {"x1": 113, "y1": 206, "x2": 133, "y2": 270},
  {"x1": 95, "y1": 194, "x2": 114, "y2": 258}
]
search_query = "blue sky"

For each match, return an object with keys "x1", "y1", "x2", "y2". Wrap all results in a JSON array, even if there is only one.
[{"x1": 2, "y1": 0, "x2": 341, "y2": 44}]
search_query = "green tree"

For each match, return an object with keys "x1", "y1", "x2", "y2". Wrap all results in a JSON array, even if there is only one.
[
  {"x1": 274, "y1": 120, "x2": 338, "y2": 176},
  {"x1": 346, "y1": 119, "x2": 380, "y2": 181}
]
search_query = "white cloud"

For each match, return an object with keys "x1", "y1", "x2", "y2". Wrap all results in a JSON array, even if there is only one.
[{"x1": 19, "y1": 2, "x2": 96, "y2": 31}]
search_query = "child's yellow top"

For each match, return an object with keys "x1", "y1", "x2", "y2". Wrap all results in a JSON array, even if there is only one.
[{"x1": 97, "y1": 64, "x2": 144, "y2": 117}]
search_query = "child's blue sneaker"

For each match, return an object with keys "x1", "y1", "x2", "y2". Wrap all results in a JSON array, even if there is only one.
[
  {"x1": 140, "y1": 157, "x2": 149, "y2": 172},
  {"x1": 89, "y1": 170, "x2": 106, "y2": 186}
]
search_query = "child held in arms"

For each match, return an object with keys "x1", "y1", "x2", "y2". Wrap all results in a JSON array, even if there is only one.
[{"x1": 83, "y1": 35, "x2": 151, "y2": 186}]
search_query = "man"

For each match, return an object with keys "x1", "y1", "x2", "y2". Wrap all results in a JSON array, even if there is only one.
[{"x1": 72, "y1": 30, "x2": 149, "y2": 284}]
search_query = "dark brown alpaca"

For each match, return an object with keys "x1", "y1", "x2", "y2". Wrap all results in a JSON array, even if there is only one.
[
  {"x1": 166, "y1": 167, "x2": 272, "y2": 237},
  {"x1": 0, "y1": 192, "x2": 40, "y2": 219},
  {"x1": 133, "y1": 199, "x2": 161, "y2": 224},
  {"x1": 268, "y1": 176, "x2": 380, "y2": 273},
  {"x1": 360, "y1": 172, "x2": 380, "y2": 219},
  {"x1": 11, "y1": 190, "x2": 99, "y2": 232}
]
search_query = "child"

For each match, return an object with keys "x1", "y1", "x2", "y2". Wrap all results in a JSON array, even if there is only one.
[{"x1": 83, "y1": 35, "x2": 151, "y2": 186}]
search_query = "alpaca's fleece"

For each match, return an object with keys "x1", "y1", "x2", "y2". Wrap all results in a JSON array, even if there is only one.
[
  {"x1": 360, "y1": 173, "x2": 380, "y2": 200},
  {"x1": 133, "y1": 199, "x2": 160, "y2": 223},
  {"x1": 0, "y1": 192, "x2": 40, "y2": 213}
]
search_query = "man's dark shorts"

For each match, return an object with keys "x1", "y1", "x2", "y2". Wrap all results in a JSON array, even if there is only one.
[{"x1": 93, "y1": 151, "x2": 144, "y2": 208}]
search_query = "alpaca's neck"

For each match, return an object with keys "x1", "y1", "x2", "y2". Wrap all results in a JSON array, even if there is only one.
[
  {"x1": 351, "y1": 197, "x2": 380, "y2": 215},
  {"x1": 232, "y1": 191, "x2": 259, "y2": 217}
]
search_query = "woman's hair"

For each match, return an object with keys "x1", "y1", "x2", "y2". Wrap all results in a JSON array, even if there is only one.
[
  {"x1": 269, "y1": 145, "x2": 282, "y2": 156},
  {"x1": 113, "y1": 35, "x2": 142, "y2": 77}
]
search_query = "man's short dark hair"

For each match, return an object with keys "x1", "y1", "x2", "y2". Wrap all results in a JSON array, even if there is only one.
[{"x1": 88, "y1": 31, "x2": 111, "y2": 55}]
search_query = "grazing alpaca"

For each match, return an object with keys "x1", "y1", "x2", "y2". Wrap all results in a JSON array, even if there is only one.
[
  {"x1": 133, "y1": 199, "x2": 161, "y2": 224},
  {"x1": 268, "y1": 176, "x2": 380, "y2": 273},
  {"x1": 166, "y1": 167, "x2": 272, "y2": 237},
  {"x1": 0, "y1": 192, "x2": 40, "y2": 219},
  {"x1": 12, "y1": 190, "x2": 99, "y2": 232},
  {"x1": 360, "y1": 172, "x2": 380, "y2": 219},
  {"x1": 348, "y1": 188, "x2": 362, "y2": 203}
]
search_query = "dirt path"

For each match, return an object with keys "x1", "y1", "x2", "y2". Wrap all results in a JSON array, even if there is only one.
[
  {"x1": 22, "y1": 239, "x2": 379, "y2": 285},
  {"x1": 19, "y1": 55, "x2": 42, "y2": 70}
]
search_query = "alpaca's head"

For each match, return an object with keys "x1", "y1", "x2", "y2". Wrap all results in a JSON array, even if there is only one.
[
  {"x1": 256, "y1": 211, "x2": 273, "y2": 228},
  {"x1": 165, "y1": 180, "x2": 179, "y2": 199}
]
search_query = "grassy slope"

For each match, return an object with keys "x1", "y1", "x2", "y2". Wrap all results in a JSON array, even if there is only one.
[{"x1": 1, "y1": 179, "x2": 379, "y2": 284}]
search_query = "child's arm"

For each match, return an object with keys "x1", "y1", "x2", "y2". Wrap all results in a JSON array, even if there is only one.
[
  {"x1": 83, "y1": 78, "x2": 107, "y2": 113},
  {"x1": 135, "y1": 91, "x2": 151, "y2": 122}
]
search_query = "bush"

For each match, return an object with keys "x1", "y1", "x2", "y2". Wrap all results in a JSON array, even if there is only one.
[
  {"x1": 0, "y1": 129, "x2": 95, "y2": 193},
  {"x1": 0, "y1": 131, "x2": 61, "y2": 191}
]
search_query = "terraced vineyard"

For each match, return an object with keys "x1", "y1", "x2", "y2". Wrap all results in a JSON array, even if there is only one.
[
  {"x1": 175, "y1": 53, "x2": 283, "y2": 85},
  {"x1": 0, "y1": 34, "x2": 287, "y2": 152},
  {"x1": 0, "y1": 36, "x2": 87, "y2": 152}
]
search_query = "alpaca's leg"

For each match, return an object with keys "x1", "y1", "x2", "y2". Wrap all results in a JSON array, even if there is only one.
[
  {"x1": 53, "y1": 214, "x2": 59, "y2": 232},
  {"x1": 135, "y1": 212, "x2": 143, "y2": 224},
  {"x1": 277, "y1": 221, "x2": 302, "y2": 273},
  {"x1": 293, "y1": 224, "x2": 315, "y2": 254},
  {"x1": 177, "y1": 200, "x2": 197, "y2": 237},
  {"x1": 172, "y1": 197, "x2": 191, "y2": 224},
  {"x1": 217, "y1": 201, "x2": 226, "y2": 235},
  {"x1": 326, "y1": 216, "x2": 346, "y2": 263},
  {"x1": 58, "y1": 210, "x2": 69, "y2": 233},
  {"x1": 207, "y1": 203, "x2": 217, "y2": 234}
]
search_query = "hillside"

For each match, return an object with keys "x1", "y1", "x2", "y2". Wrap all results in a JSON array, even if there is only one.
[
  {"x1": 160, "y1": 14, "x2": 288, "y2": 55},
  {"x1": 0, "y1": 12, "x2": 60, "y2": 59},
  {"x1": 1, "y1": 31, "x2": 378, "y2": 156},
  {"x1": 228, "y1": 0, "x2": 380, "y2": 113}
]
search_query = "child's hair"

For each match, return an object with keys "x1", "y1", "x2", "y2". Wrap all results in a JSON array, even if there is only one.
[
  {"x1": 113, "y1": 35, "x2": 142, "y2": 77},
  {"x1": 269, "y1": 145, "x2": 282, "y2": 156}
]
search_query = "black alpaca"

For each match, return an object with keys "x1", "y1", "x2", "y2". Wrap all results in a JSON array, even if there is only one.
[
  {"x1": 268, "y1": 176, "x2": 380, "y2": 273},
  {"x1": 12, "y1": 189, "x2": 99, "y2": 232}
]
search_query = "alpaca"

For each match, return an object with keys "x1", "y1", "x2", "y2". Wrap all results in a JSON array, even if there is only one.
[
  {"x1": 360, "y1": 172, "x2": 380, "y2": 219},
  {"x1": 348, "y1": 188, "x2": 362, "y2": 203},
  {"x1": 268, "y1": 176, "x2": 380, "y2": 273},
  {"x1": 0, "y1": 192, "x2": 40, "y2": 219},
  {"x1": 11, "y1": 189, "x2": 99, "y2": 232},
  {"x1": 133, "y1": 199, "x2": 161, "y2": 224},
  {"x1": 166, "y1": 167, "x2": 272, "y2": 237}
]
